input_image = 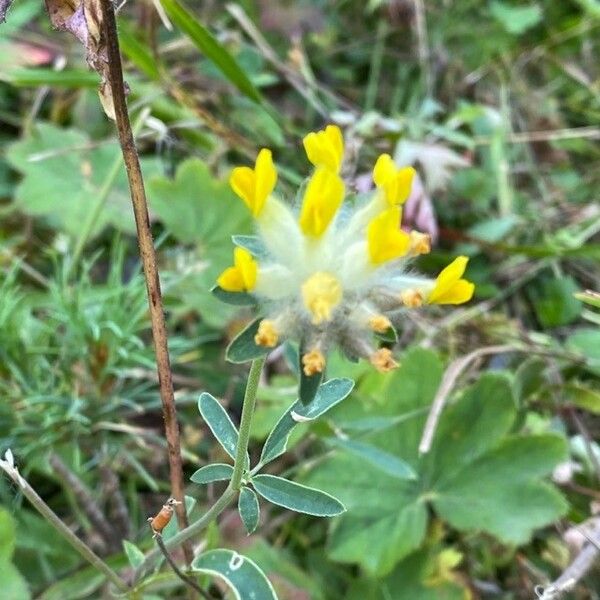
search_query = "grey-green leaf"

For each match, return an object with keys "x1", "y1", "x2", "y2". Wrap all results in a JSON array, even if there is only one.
[
  {"x1": 232, "y1": 235, "x2": 270, "y2": 260},
  {"x1": 252, "y1": 474, "x2": 346, "y2": 517},
  {"x1": 299, "y1": 367, "x2": 323, "y2": 406},
  {"x1": 159, "y1": 0, "x2": 262, "y2": 103},
  {"x1": 238, "y1": 487, "x2": 260, "y2": 534},
  {"x1": 226, "y1": 318, "x2": 272, "y2": 363},
  {"x1": 326, "y1": 438, "x2": 417, "y2": 480},
  {"x1": 191, "y1": 463, "x2": 234, "y2": 485},
  {"x1": 192, "y1": 549, "x2": 277, "y2": 600},
  {"x1": 211, "y1": 286, "x2": 257, "y2": 306},
  {"x1": 260, "y1": 378, "x2": 354, "y2": 466},
  {"x1": 122, "y1": 540, "x2": 145, "y2": 569},
  {"x1": 198, "y1": 393, "x2": 239, "y2": 460}
]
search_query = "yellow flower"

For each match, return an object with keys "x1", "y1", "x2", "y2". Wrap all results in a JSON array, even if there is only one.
[
  {"x1": 301, "y1": 271, "x2": 342, "y2": 324},
  {"x1": 303, "y1": 125, "x2": 344, "y2": 173},
  {"x1": 229, "y1": 149, "x2": 277, "y2": 217},
  {"x1": 373, "y1": 154, "x2": 415, "y2": 206},
  {"x1": 299, "y1": 167, "x2": 345, "y2": 238},
  {"x1": 428, "y1": 256, "x2": 475, "y2": 305},
  {"x1": 217, "y1": 247, "x2": 257, "y2": 292},
  {"x1": 367, "y1": 207, "x2": 411, "y2": 265}
]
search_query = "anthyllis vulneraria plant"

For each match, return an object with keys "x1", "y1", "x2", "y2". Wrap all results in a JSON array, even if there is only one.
[{"x1": 216, "y1": 125, "x2": 474, "y2": 381}]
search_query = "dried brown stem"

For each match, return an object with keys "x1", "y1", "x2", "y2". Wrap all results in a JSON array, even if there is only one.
[
  {"x1": 98, "y1": 0, "x2": 192, "y2": 564},
  {"x1": 155, "y1": 534, "x2": 214, "y2": 600},
  {"x1": 99, "y1": 464, "x2": 131, "y2": 540},
  {"x1": 535, "y1": 521, "x2": 600, "y2": 599},
  {"x1": 418, "y1": 345, "x2": 515, "y2": 454},
  {"x1": 49, "y1": 454, "x2": 120, "y2": 552}
]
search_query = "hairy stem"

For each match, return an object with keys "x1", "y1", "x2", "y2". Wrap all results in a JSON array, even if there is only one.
[
  {"x1": 98, "y1": 0, "x2": 191, "y2": 563},
  {"x1": 0, "y1": 453, "x2": 128, "y2": 592},
  {"x1": 134, "y1": 358, "x2": 265, "y2": 581}
]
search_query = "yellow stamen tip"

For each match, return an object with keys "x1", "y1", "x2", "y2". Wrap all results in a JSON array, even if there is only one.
[
  {"x1": 302, "y1": 349, "x2": 326, "y2": 376},
  {"x1": 409, "y1": 231, "x2": 431, "y2": 255},
  {"x1": 370, "y1": 348, "x2": 398, "y2": 373},
  {"x1": 401, "y1": 289, "x2": 424, "y2": 308},
  {"x1": 254, "y1": 320, "x2": 279, "y2": 347},
  {"x1": 368, "y1": 315, "x2": 392, "y2": 333},
  {"x1": 301, "y1": 272, "x2": 342, "y2": 325}
]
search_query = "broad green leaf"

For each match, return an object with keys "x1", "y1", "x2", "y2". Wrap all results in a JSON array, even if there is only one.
[
  {"x1": 122, "y1": 540, "x2": 145, "y2": 569},
  {"x1": 565, "y1": 382, "x2": 600, "y2": 414},
  {"x1": 0, "y1": 508, "x2": 15, "y2": 562},
  {"x1": 159, "y1": 0, "x2": 262, "y2": 103},
  {"x1": 306, "y1": 348, "x2": 568, "y2": 575},
  {"x1": 252, "y1": 474, "x2": 345, "y2": 517},
  {"x1": 326, "y1": 438, "x2": 417, "y2": 480},
  {"x1": 434, "y1": 434, "x2": 568, "y2": 543},
  {"x1": 211, "y1": 286, "x2": 257, "y2": 306},
  {"x1": 566, "y1": 329, "x2": 600, "y2": 375},
  {"x1": 0, "y1": 509, "x2": 29, "y2": 599},
  {"x1": 198, "y1": 392, "x2": 240, "y2": 460},
  {"x1": 6, "y1": 123, "x2": 159, "y2": 238},
  {"x1": 238, "y1": 487, "x2": 260, "y2": 534},
  {"x1": 490, "y1": 1, "x2": 542, "y2": 35},
  {"x1": 528, "y1": 276, "x2": 582, "y2": 328},
  {"x1": 345, "y1": 546, "x2": 469, "y2": 600},
  {"x1": 226, "y1": 318, "x2": 272, "y2": 364},
  {"x1": 260, "y1": 378, "x2": 354, "y2": 466},
  {"x1": 192, "y1": 549, "x2": 277, "y2": 600},
  {"x1": 191, "y1": 463, "x2": 234, "y2": 484},
  {"x1": 147, "y1": 158, "x2": 251, "y2": 327}
]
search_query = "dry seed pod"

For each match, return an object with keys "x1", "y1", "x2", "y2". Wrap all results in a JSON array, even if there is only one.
[{"x1": 147, "y1": 498, "x2": 181, "y2": 537}]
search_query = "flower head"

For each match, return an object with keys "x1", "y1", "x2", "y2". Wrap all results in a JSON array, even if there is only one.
[{"x1": 218, "y1": 126, "x2": 475, "y2": 374}]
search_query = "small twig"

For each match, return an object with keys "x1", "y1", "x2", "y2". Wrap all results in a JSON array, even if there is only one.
[
  {"x1": 49, "y1": 454, "x2": 120, "y2": 552},
  {"x1": 0, "y1": 450, "x2": 129, "y2": 592},
  {"x1": 419, "y1": 345, "x2": 515, "y2": 454},
  {"x1": 99, "y1": 464, "x2": 132, "y2": 540},
  {"x1": 412, "y1": 0, "x2": 432, "y2": 96},
  {"x1": 99, "y1": 0, "x2": 192, "y2": 563},
  {"x1": 155, "y1": 534, "x2": 213, "y2": 599},
  {"x1": 535, "y1": 521, "x2": 600, "y2": 599}
]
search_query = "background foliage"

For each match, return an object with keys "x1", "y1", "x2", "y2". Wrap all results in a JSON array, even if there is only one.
[{"x1": 1, "y1": 0, "x2": 599, "y2": 598}]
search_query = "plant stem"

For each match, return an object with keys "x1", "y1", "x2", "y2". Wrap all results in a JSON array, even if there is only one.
[
  {"x1": 134, "y1": 358, "x2": 265, "y2": 581},
  {"x1": 231, "y1": 357, "x2": 265, "y2": 489},
  {"x1": 98, "y1": 0, "x2": 192, "y2": 564},
  {"x1": 0, "y1": 454, "x2": 129, "y2": 592},
  {"x1": 70, "y1": 108, "x2": 150, "y2": 273}
]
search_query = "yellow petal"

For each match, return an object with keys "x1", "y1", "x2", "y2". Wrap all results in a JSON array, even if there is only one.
[
  {"x1": 234, "y1": 247, "x2": 258, "y2": 290},
  {"x1": 254, "y1": 148, "x2": 277, "y2": 214},
  {"x1": 302, "y1": 125, "x2": 344, "y2": 173},
  {"x1": 427, "y1": 256, "x2": 474, "y2": 305},
  {"x1": 216, "y1": 248, "x2": 257, "y2": 292},
  {"x1": 367, "y1": 207, "x2": 411, "y2": 265},
  {"x1": 229, "y1": 149, "x2": 277, "y2": 217},
  {"x1": 299, "y1": 167, "x2": 345, "y2": 237},
  {"x1": 373, "y1": 154, "x2": 415, "y2": 206}
]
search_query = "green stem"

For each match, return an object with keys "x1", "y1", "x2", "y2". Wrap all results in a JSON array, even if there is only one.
[
  {"x1": 231, "y1": 357, "x2": 265, "y2": 489},
  {"x1": 133, "y1": 357, "x2": 265, "y2": 581},
  {"x1": 0, "y1": 456, "x2": 128, "y2": 592},
  {"x1": 70, "y1": 107, "x2": 150, "y2": 273}
]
